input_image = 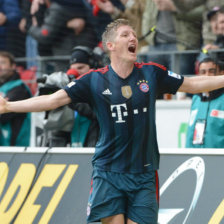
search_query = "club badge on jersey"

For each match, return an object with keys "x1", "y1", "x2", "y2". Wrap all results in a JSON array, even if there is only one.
[{"x1": 137, "y1": 80, "x2": 149, "y2": 93}]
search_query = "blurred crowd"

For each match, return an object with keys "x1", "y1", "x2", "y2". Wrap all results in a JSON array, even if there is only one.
[
  {"x1": 1, "y1": 0, "x2": 224, "y2": 74},
  {"x1": 1, "y1": 0, "x2": 224, "y2": 147}
]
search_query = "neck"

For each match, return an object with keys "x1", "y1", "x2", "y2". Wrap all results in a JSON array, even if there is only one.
[{"x1": 110, "y1": 57, "x2": 135, "y2": 79}]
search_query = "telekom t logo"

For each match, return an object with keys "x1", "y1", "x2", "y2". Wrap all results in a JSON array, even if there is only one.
[
  {"x1": 111, "y1": 103, "x2": 128, "y2": 123},
  {"x1": 111, "y1": 103, "x2": 148, "y2": 123}
]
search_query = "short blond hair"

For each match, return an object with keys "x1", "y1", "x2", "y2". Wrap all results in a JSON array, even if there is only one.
[{"x1": 102, "y1": 19, "x2": 133, "y2": 54}]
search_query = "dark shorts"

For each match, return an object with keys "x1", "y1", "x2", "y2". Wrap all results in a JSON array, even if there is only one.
[{"x1": 87, "y1": 169, "x2": 159, "y2": 224}]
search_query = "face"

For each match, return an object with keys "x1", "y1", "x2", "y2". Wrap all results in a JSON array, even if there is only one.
[
  {"x1": 217, "y1": 12, "x2": 224, "y2": 35},
  {"x1": 199, "y1": 61, "x2": 219, "y2": 76},
  {"x1": 210, "y1": 14, "x2": 220, "y2": 35},
  {"x1": 108, "y1": 25, "x2": 138, "y2": 62},
  {"x1": 0, "y1": 56, "x2": 15, "y2": 81},
  {"x1": 70, "y1": 63, "x2": 90, "y2": 75}
]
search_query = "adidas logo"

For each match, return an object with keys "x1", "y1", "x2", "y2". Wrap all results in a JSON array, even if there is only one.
[{"x1": 102, "y1": 88, "x2": 112, "y2": 95}]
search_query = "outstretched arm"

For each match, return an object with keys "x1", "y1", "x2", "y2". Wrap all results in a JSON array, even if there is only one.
[
  {"x1": 0, "y1": 89, "x2": 71, "y2": 114},
  {"x1": 178, "y1": 75, "x2": 224, "y2": 94}
]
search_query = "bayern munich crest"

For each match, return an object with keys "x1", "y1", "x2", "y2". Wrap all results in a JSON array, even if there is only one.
[{"x1": 137, "y1": 80, "x2": 149, "y2": 93}]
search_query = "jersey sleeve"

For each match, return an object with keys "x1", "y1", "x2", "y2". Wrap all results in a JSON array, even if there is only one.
[
  {"x1": 64, "y1": 72, "x2": 92, "y2": 104},
  {"x1": 157, "y1": 68, "x2": 184, "y2": 95}
]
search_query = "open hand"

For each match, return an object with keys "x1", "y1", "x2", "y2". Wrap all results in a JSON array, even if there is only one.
[
  {"x1": 97, "y1": 0, "x2": 115, "y2": 15},
  {"x1": 66, "y1": 18, "x2": 85, "y2": 35},
  {"x1": 30, "y1": 0, "x2": 45, "y2": 15},
  {"x1": 0, "y1": 95, "x2": 7, "y2": 114},
  {"x1": 203, "y1": 44, "x2": 219, "y2": 51}
]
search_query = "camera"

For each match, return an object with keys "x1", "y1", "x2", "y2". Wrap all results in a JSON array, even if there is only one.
[{"x1": 37, "y1": 71, "x2": 72, "y2": 95}]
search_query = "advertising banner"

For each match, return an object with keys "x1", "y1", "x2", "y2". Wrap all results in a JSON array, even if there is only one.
[
  {"x1": 0, "y1": 148, "x2": 93, "y2": 224},
  {"x1": 158, "y1": 151, "x2": 224, "y2": 224},
  {"x1": 0, "y1": 148, "x2": 224, "y2": 224}
]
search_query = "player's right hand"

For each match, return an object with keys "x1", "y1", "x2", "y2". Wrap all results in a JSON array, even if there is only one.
[{"x1": 0, "y1": 95, "x2": 7, "y2": 114}]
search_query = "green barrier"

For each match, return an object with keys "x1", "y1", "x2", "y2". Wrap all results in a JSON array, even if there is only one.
[{"x1": 178, "y1": 122, "x2": 188, "y2": 148}]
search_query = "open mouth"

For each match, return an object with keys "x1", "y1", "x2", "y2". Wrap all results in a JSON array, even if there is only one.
[{"x1": 128, "y1": 45, "x2": 136, "y2": 53}]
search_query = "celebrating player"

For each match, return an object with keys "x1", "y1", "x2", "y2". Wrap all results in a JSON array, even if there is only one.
[{"x1": 1, "y1": 19, "x2": 224, "y2": 224}]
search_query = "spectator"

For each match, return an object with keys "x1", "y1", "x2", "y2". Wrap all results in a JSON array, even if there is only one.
[
  {"x1": 199, "y1": 7, "x2": 224, "y2": 63},
  {"x1": 202, "y1": 6, "x2": 224, "y2": 49},
  {"x1": 196, "y1": 6, "x2": 221, "y2": 64},
  {"x1": 186, "y1": 57, "x2": 224, "y2": 148},
  {"x1": 170, "y1": 0, "x2": 224, "y2": 45},
  {"x1": 216, "y1": 6, "x2": 224, "y2": 39},
  {"x1": 29, "y1": 0, "x2": 52, "y2": 58},
  {"x1": 0, "y1": 51, "x2": 32, "y2": 146},
  {"x1": 0, "y1": 0, "x2": 25, "y2": 61},
  {"x1": 19, "y1": 0, "x2": 39, "y2": 69},
  {"x1": 141, "y1": 0, "x2": 203, "y2": 99},
  {"x1": 82, "y1": 0, "x2": 125, "y2": 45},
  {"x1": 202, "y1": 2, "x2": 224, "y2": 45},
  {"x1": 96, "y1": 0, "x2": 147, "y2": 52},
  {"x1": 207, "y1": 6, "x2": 221, "y2": 35},
  {"x1": 141, "y1": 0, "x2": 203, "y2": 77},
  {"x1": 29, "y1": 0, "x2": 98, "y2": 71}
]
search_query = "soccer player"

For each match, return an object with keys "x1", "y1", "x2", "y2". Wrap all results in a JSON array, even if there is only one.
[{"x1": 1, "y1": 19, "x2": 224, "y2": 224}]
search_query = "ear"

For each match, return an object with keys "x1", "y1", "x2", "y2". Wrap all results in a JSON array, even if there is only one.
[{"x1": 106, "y1": 41, "x2": 115, "y2": 52}]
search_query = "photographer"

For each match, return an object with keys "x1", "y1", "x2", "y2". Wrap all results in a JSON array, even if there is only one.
[{"x1": 37, "y1": 45, "x2": 104, "y2": 147}]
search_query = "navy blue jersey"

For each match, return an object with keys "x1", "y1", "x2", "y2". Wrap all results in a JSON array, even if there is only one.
[{"x1": 64, "y1": 62, "x2": 184, "y2": 173}]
